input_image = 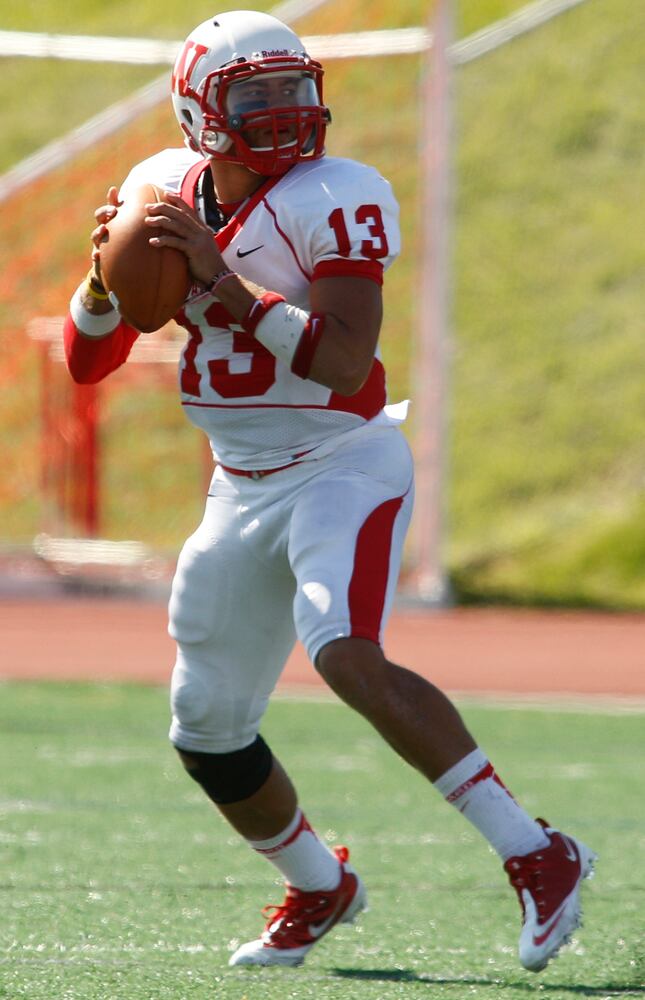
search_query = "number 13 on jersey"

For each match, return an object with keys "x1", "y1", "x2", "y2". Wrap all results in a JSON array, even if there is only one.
[{"x1": 328, "y1": 204, "x2": 389, "y2": 260}]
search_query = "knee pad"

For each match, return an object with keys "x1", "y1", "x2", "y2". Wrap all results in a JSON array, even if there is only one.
[{"x1": 175, "y1": 735, "x2": 273, "y2": 805}]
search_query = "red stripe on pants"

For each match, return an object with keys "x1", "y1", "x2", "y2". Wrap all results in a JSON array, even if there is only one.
[{"x1": 347, "y1": 495, "x2": 404, "y2": 643}]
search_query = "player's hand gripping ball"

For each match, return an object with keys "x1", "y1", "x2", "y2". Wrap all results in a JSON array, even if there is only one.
[{"x1": 99, "y1": 184, "x2": 191, "y2": 333}]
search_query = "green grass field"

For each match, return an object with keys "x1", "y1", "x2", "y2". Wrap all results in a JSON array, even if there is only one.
[{"x1": 1, "y1": 682, "x2": 643, "y2": 999}]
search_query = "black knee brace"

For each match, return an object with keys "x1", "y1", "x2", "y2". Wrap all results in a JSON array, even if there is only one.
[{"x1": 174, "y1": 735, "x2": 273, "y2": 804}]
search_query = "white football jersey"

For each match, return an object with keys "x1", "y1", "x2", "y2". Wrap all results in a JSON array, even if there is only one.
[{"x1": 120, "y1": 149, "x2": 403, "y2": 469}]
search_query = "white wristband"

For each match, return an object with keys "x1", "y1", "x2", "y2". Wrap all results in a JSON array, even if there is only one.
[
  {"x1": 69, "y1": 285, "x2": 121, "y2": 339},
  {"x1": 253, "y1": 301, "x2": 309, "y2": 367}
]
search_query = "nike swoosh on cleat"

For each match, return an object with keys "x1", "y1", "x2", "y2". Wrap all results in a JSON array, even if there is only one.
[
  {"x1": 236, "y1": 245, "x2": 264, "y2": 258},
  {"x1": 308, "y1": 888, "x2": 354, "y2": 939},
  {"x1": 562, "y1": 836, "x2": 579, "y2": 864},
  {"x1": 308, "y1": 913, "x2": 340, "y2": 939},
  {"x1": 532, "y1": 904, "x2": 567, "y2": 947}
]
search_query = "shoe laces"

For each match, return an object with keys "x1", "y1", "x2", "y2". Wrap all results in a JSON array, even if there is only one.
[
  {"x1": 260, "y1": 845, "x2": 349, "y2": 945},
  {"x1": 505, "y1": 822, "x2": 578, "y2": 921},
  {"x1": 506, "y1": 854, "x2": 549, "y2": 918},
  {"x1": 505, "y1": 820, "x2": 554, "y2": 917}
]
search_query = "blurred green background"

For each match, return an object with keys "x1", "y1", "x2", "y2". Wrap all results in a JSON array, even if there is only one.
[{"x1": 0, "y1": 0, "x2": 643, "y2": 608}]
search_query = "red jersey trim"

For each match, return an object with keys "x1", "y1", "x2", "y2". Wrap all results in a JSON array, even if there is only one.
[
  {"x1": 215, "y1": 175, "x2": 284, "y2": 252},
  {"x1": 178, "y1": 158, "x2": 285, "y2": 253},
  {"x1": 312, "y1": 258, "x2": 384, "y2": 286},
  {"x1": 64, "y1": 314, "x2": 139, "y2": 384},
  {"x1": 262, "y1": 197, "x2": 312, "y2": 282},
  {"x1": 180, "y1": 158, "x2": 210, "y2": 206},
  {"x1": 327, "y1": 358, "x2": 386, "y2": 420}
]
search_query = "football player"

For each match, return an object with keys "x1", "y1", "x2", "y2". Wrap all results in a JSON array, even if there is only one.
[{"x1": 65, "y1": 9, "x2": 595, "y2": 972}]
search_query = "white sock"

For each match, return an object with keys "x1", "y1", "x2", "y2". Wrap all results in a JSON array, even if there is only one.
[
  {"x1": 434, "y1": 748, "x2": 550, "y2": 861},
  {"x1": 248, "y1": 809, "x2": 341, "y2": 891}
]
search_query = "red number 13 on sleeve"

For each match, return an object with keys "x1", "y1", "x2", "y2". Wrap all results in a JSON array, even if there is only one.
[{"x1": 328, "y1": 204, "x2": 389, "y2": 260}]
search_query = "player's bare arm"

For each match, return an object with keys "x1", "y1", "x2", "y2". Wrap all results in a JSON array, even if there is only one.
[{"x1": 305, "y1": 275, "x2": 382, "y2": 395}]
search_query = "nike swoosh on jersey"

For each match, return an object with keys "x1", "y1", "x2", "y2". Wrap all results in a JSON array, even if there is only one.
[{"x1": 236, "y1": 244, "x2": 264, "y2": 258}]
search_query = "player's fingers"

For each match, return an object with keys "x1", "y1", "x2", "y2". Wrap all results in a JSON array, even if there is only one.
[
  {"x1": 145, "y1": 204, "x2": 203, "y2": 237},
  {"x1": 144, "y1": 200, "x2": 184, "y2": 216},
  {"x1": 162, "y1": 191, "x2": 199, "y2": 219},
  {"x1": 147, "y1": 188, "x2": 205, "y2": 218},
  {"x1": 106, "y1": 186, "x2": 122, "y2": 207},
  {"x1": 94, "y1": 204, "x2": 117, "y2": 224},
  {"x1": 90, "y1": 253, "x2": 103, "y2": 280},
  {"x1": 148, "y1": 233, "x2": 186, "y2": 250},
  {"x1": 162, "y1": 191, "x2": 189, "y2": 208},
  {"x1": 91, "y1": 223, "x2": 110, "y2": 247},
  {"x1": 143, "y1": 214, "x2": 186, "y2": 237},
  {"x1": 144, "y1": 211, "x2": 204, "y2": 240}
]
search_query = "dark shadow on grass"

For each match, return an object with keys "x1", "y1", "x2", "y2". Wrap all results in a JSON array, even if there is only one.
[{"x1": 332, "y1": 969, "x2": 645, "y2": 995}]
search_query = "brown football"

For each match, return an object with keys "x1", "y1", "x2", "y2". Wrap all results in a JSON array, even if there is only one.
[{"x1": 99, "y1": 183, "x2": 191, "y2": 333}]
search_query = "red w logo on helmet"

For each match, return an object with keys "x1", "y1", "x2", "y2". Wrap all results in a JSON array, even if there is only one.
[{"x1": 172, "y1": 41, "x2": 209, "y2": 101}]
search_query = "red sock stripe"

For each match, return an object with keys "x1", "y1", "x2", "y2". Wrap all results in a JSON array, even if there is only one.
[
  {"x1": 445, "y1": 761, "x2": 512, "y2": 804},
  {"x1": 253, "y1": 811, "x2": 313, "y2": 856},
  {"x1": 291, "y1": 313, "x2": 325, "y2": 379},
  {"x1": 347, "y1": 495, "x2": 404, "y2": 644}
]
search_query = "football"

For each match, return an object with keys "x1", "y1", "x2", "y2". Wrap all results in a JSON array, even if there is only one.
[{"x1": 99, "y1": 183, "x2": 191, "y2": 333}]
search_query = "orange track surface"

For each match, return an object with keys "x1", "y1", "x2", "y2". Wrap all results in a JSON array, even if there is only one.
[{"x1": 2, "y1": 597, "x2": 644, "y2": 698}]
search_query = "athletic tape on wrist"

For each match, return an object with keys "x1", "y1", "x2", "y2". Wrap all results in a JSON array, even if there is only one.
[
  {"x1": 253, "y1": 302, "x2": 310, "y2": 369},
  {"x1": 241, "y1": 292, "x2": 287, "y2": 336},
  {"x1": 242, "y1": 293, "x2": 324, "y2": 378},
  {"x1": 69, "y1": 285, "x2": 121, "y2": 338}
]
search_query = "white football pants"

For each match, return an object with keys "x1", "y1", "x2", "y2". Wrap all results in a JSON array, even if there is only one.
[{"x1": 168, "y1": 426, "x2": 414, "y2": 753}]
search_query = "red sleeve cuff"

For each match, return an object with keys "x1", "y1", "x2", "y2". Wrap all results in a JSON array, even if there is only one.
[
  {"x1": 64, "y1": 314, "x2": 139, "y2": 384},
  {"x1": 291, "y1": 313, "x2": 325, "y2": 380},
  {"x1": 312, "y1": 258, "x2": 384, "y2": 286},
  {"x1": 241, "y1": 292, "x2": 286, "y2": 336}
]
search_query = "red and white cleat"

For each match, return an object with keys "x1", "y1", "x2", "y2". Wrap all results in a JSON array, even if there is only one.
[
  {"x1": 229, "y1": 846, "x2": 367, "y2": 967},
  {"x1": 504, "y1": 818, "x2": 597, "y2": 972}
]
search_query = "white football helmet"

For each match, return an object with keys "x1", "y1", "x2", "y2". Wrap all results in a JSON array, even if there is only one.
[{"x1": 171, "y1": 10, "x2": 330, "y2": 176}]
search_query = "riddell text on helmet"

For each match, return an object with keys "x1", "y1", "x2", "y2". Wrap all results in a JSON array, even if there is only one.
[{"x1": 261, "y1": 48, "x2": 290, "y2": 57}]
